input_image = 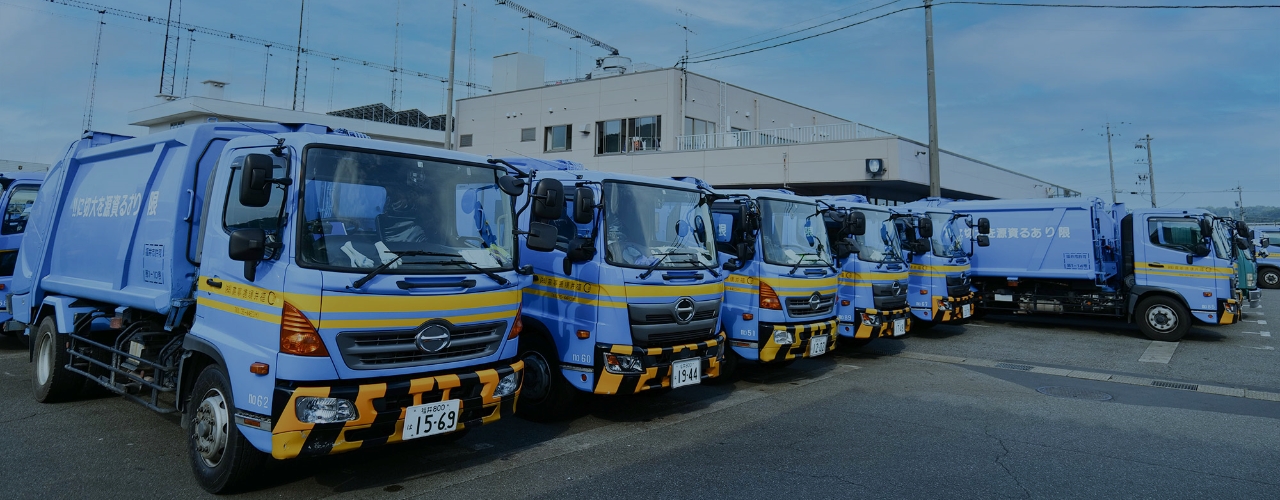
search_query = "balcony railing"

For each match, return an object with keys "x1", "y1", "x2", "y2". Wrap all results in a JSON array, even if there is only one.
[{"x1": 674, "y1": 122, "x2": 894, "y2": 151}]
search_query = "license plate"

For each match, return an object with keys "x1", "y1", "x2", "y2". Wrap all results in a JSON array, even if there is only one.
[
  {"x1": 809, "y1": 335, "x2": 828, "y2": 357},
  {"x1": 671, "y1": 358, "x2": 701, "y2": 388},
  {"x1": 893, "y1": 318, "x2": 905, "y2": 336},
  {"x1": 962, "y1": 304, "x2": 972, "y2": 318},
  {"x1": 401, "y1": 399, "x2": 461, "y2": 441}
]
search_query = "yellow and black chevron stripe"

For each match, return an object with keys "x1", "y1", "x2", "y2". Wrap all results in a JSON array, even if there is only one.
[
  {"x1": 929, "y1": 292, "x2": 978, "y2": 323},
  {"x1": 1217, "y1": 297, "x2": 1239, "y2": 325},
  {"x1": 593, "y1": 335, "x2": 723, "y2": 395},
  {"x1": 759, "y1": 319, "x2": 838, "y2": 363},
  {"x1": 851, "y1": 307, "x2": 912, "y2": 340},
  {"x1": 270, "y1": 360, "x2": 523, "y2": 459}
]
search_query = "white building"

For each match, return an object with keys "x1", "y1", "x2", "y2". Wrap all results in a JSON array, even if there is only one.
[
  {"x1": 0, "y1": 160, "x2": 49, "y2": 173},
  {"x1": 457, "y1": 53, "x2": 1075, "y2": 202}
]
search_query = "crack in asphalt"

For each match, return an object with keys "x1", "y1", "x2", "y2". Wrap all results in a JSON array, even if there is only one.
[{"x1": 985, "y1": 427, "x2": 1032, "y2": 499}]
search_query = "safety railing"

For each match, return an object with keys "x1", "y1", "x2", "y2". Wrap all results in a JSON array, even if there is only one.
[{"x1": 674, "y1": 122, "x2": 894, "y2": 151}]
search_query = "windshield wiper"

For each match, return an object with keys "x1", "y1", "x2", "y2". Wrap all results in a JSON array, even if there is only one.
[
  {"x1": 351, "y1": 250, "x2": 433, "y2": 289},
  {"x1": 428, "y1": 259, "x2": 510, "y2": 286},
  {"x1": 787, "y1": 243, "x2": 831, "y2": 275},
  {"x1": 679, "y1": 254, "x2": 721, "y2": 278},
  {"x1": 638, "y1": 250, "x2": 684, "y2": 280}
]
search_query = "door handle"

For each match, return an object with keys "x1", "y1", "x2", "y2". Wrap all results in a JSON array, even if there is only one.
[
  {"x1": 205, "y1": 278, "x2": 223, "y2": 289},
  {"x1": 1148, "y1": 263, "x2": 1165, "y2": 268}
]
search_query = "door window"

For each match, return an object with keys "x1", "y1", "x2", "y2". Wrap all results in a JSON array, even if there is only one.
[
  {"x1": 223, "y1": 154, "x2": 288, "y2": 232},
  {"x1": 1148, "y1": 218, "x2": 1202, "y2": 254},
  {"x1": 1, "y1": 185, "x2": 38, "y2": 235}
]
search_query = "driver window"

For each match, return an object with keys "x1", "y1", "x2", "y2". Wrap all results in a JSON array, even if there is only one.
[
  {"x1": 1, "y1": 185, "x2": 38, "y2": 235},
  {"x1": 1148, "y1": 218, "x2": 1202, "y2": 253},
  {"x1": 223, "y1": 154, "x2": 288, "y2": 232}
]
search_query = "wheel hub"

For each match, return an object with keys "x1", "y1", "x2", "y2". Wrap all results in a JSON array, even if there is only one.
[
  {"x1": 192, "y1": 389, "x2": 229, "y2": 468},
  {"x1": 521, "y1": 351, "x2": 551, "y2": 402},
  {"x1": 1147, "y1": 305, "x2": 1177, "y2": 332},
  {"x1": 1265, "y1": 273, "x2": 1279, "y2": 286}
]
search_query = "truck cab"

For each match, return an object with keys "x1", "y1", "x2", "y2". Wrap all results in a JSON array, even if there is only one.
[
  {"x1": 816, "y1": 195, "x2": 912, "y2": 346},
  {"x1": 710, "y1": 189, "x2": 839, "y2": 374},
  {"x1": 1127, "y1": 208, "x2": 1241, "y2": 331},
  {"x1": 15, "y1": 124, "x2": 530, "y2": 492},
  {"x1": 1251, "y1": 224, "x2": 1279, "y2": 290},
  {"x1": 506, "y1": 160, "x2": 726, "y2": 421},
  {"x1": 0, "y1": 171, "x2": 43, "y2": 335},
  {"x1": 898, "y1": 201, "x2": 989, "y2": 327}
]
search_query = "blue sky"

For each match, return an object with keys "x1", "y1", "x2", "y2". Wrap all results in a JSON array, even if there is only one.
[{"x1": 0, "y1": 0, "x2": 1276, "y2": 208}]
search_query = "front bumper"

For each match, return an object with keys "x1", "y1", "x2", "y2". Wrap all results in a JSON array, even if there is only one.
[
  {"x1": 758, "y1": 319, "x2": 838, "y2": 363},
  {"x1": 838, "y1": 307, "x2": 912, "y2": 340},
  {"x1": 931, "y1": 292, "x2": 979, "y2": 323},
  {"x1": 593, "y1": 334, "x2": 723, "y2": 395},
  {"x1": 1218, "y1": 297, "x2": 1240, "y2": 325},
  {"x1": 269, "y1": 359, "x2": 523, "y2": 459}
]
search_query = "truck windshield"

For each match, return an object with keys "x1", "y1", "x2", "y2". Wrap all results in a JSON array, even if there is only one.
[
  {"x1": 759, "y1": 199, "x2": 832, "y2": 268},
  {"x1": 603, "y1": 181, "x2": 716, "y2": 269},
  {"x1": 930, "y1": 212, "x2": 967, "y2": 258},
  {"x1": 297, "y1": 147, "x2": 515, "y2": 273},
  {"x1": 850, "y1": 208, "x2": 903, "y2": 264}
]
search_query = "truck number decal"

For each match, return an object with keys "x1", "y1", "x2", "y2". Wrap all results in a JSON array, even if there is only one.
[
  {"x1": 246, "y1": 393, "x2": 269, "y2": 409},
  {"x1": 738, "y1": 329, "x2": 756, "y2": 339},
  {"x1": 568, "y1": 353, "x2": 592, "y2": 364},
  {"x1": 839, "y1": 315, "x2": 854, "y2": 322}
]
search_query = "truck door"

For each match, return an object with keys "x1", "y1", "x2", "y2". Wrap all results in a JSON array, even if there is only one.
[
  {"x1": 1137, "y1": 217, "x2": 1216, "y2": 312},
  {"x1": 193, "y1": 148, "x2": 290, "y2": 414}
]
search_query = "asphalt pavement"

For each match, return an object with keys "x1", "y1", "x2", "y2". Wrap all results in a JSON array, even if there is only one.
[{"x1": 0, "y1": 291, "x2": 1276, "y2": 499}]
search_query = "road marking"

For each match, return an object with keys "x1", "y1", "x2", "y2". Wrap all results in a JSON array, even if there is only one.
[
  {"x1": 1244, "y1": 320, "x2": 1268, "y2": 325},
  {"x1": 1138, "y1": 341, "x2": 1180, "y2": 364},
  {"x1": 967, "y1": 323, "x2": 991, "y2": 328},
  {"x1": 1244, "y1": 331, "x2": 1272, "y2": 338},
  {"x1": 1246, "y1": 346, "x2": 1275, "y2": 351}
]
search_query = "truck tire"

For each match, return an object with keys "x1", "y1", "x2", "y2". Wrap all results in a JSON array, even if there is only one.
[
  {"x1": 1260, "y1": 268, "x2": 1280, "y2": 289},
  {"x1": 1136, "y1": 296, "x2": 1190, "y2": 342},
  {"x1": 188, "y1": 364, "x2": 265, "y2": 494},
  {"x1": 515, "y1": 334, "x2": 581, "y2": 422},
  {"x1": 32, "y1": 316, "x2": 79, "y2": 403}
]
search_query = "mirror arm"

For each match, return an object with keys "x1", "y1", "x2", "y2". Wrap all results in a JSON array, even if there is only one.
[{"x1": 487, "y1": 158, "x2": 530, "y2": 178}]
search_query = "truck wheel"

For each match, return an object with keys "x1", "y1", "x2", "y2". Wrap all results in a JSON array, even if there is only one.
[
  {"x1": 1137, "y1": 296, "x2": 1190, "y2": 342},
  {"x1": 515, "y1": 334, "x2": 580, "y2": 422},
  {"x1": 188, "y1": 364, "x2": 265, "y2": 494},
  {"x1": 1260, "y1": 268, "x2": 1280, "y2": 289},
  {"x1": 32, "y1": 316, "x2": 79, "y2": 403}
]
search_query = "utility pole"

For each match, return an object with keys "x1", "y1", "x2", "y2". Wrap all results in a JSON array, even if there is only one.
[
  {"x1": 445, "y1": 0, "x2": 458, "y2": 150},
  {"x1": 292, "y1": 0, "x2": 305, "y2": 111},
  {"x1": 924, "y1": 0, "x2": 941, "y2": 198},
  {"x1": 1237, "y1": 184, "x2": 1246, "y2": 222},
  {"x1": 1105, "y1": 122, "x2": 1117, "y2": 204},
  {"x1": 1140, "y1": 134, "x2": 1155, "y2": 208}
]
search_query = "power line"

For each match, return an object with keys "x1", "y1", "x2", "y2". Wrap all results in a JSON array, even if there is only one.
[
  {"x1": 688, "y1": 2, "x2": 1280, "y2": 65},
  {"x1": 47, "y1": 0, "x2": 491, "y2": 92},
  {"x1": 690, "y1": 0, "x2": 894, "y2": 58},
  {"x1": 494, "y1": 0, "x2": 620, "y2": 55},
  {"x1": 691, "y1": 0, "x2": 903, "y2": 60}
]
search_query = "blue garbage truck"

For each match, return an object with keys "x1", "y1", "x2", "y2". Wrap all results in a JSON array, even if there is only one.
[
  {"x1": 897, "y1": 200, "x2": 990, "y2": 328},
  {"x1": 940, "y1": 198, "x2": 1241, "y2": 341},
  {"x1": 709, "y1": 189, "x2": 838, "y2": 376},
  {"x1": 0, "y1": 171, "x2": 44, "y2": 337},
  {"x1": 499, "y1": 159, "x2": 725, "y2": 421},
  {"x1": 816, "y1": 195, "x2": 913, "y2": 346},
  {"x1": 13, "y1": 124, "x2": 544, "y2": 492},
  {"x1": 1252, "y1": 224, "x2": 1279, "y2": 289}
]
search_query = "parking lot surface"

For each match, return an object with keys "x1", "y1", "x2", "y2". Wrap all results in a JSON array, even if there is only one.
[{"x1": 1, "y1": 292, "x2": 1276, "y2": 499}]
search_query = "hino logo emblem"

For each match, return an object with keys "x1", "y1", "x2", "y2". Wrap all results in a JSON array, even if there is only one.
[
  {"x1": 414, "y1": 323, "x2": 452, "y2": 353},
  {"x1": 808, "y1": 292, "x2": 823, "y2": 310},
  {"x1": 891, "y1": 281, "x2": 902, "y2": 294},
  {"x1": 673, "y1": 297, "x2": 697, "y2": 324}
]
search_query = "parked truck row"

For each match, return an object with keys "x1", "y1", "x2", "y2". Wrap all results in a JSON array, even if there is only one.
[{"x1": 5, "y1": 123, "x2": 1260, "y2": 493}]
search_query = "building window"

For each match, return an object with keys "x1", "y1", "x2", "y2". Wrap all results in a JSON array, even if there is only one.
[
  {"x1": 169, "y1": 121, "x2": 186, "y2": 129},
  {"x1": 545, "y1": 125, "x2": 571, "y2": 152},
  {"x1": 684, "y1": 117, "x2": 716, "y2": 136},
  {"x1": 459, "y1": 134, "x2": 473, "y2": 147},
  {"x1": 596, "y1": 116, "x2": 661, "y2": 155},
  {"x1": 521, "y1": 128, "x2": 536, "y2": 142}
]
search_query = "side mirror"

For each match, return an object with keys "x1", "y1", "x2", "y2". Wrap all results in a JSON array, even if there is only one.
[
  {"x1": 1261, "y1": 237, "x2": 1271, "y2": 248},
  {"x1": 834, "y1": 241, "x2": 856, "y2": 260},
  {"x1": 498, "y1": 175, "x2": 526, "y2": 197},
  {"x1": 1235, "y1": 236, "x2": 1249, "y2": 251},
  {"x1": 977, "y1": 235, "x2": 990, "y2": 247},
  {"x1": 1198, "y1": 218, "x2": 1213, "y2": 237},
  {"x1": 917, "y1": 217, "x2": 934, "y2": 238},
  {"x1": 849, "y1": 211, "x2": 866, "y2": 236},
  {"x1": 525, "y1": 221, "x2": 557, "y2": 252},
  {"x1": 1192, "y1": 242, "x2": 1211, "y2": 258},
  {"x1": 566, "y1": 237, "x2": 596, "y2": 262},
  {"x1": 228, "y1": 228, "x2": 266, "y2": 281},
  {"x1": 722, "y1": 258, "x2": 741, "y2": 272},
  {"x1": 735, "y1": 241, "x2": 756, "y2": 262},
  {"x1": 977, "y1": 217, "x2": 991, "y2": 235},
  {"x1": 532, "y1": 178, "x2": 564, "y2": 221},
  {"x1": 1236, "y1": 220, "x2": 1249, "y2": 236},
  {"x1": 239, "y1": 154, "x2": 275, "y2": 208},
  {"x1": 572, "y1": 187, "x2": 595, "y2": 225}
]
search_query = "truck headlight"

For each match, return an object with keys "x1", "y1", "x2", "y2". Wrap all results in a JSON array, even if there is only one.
[
  {"x1": 939, "y1": 299, "x2": 953, "y2": 310},
  {"x1": 295, "y1": 397, "x2": 359, "y2": 424},
  {"x1": 494, "y1": 371, "x2": 520, "y2": 398},
  {"x1": 772, "y1": 330, "x2": 794, "y2": 346},
  {"x1": 603, "y1": 353, "x2": 645, "y2": 374},
  {"x1": 860, "y1": 313, "x2": 881, "y2": 327}
]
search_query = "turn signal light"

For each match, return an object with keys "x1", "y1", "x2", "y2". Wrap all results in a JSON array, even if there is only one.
[
  {"x1": 742, "y1": 313, "x2": 754, "y2": 321},
  {"x1": 508, "y1": 306, "x2": 523, "y2": 339},
  {"x1": 281, "y1": 302, "x2": 328, "y2": 357},
  {"x1": 919, "y1": 289, "x2": 928, "y2": 295},
  {"x1": 841, "y1": 300, "x2": 851, "y2": 306},
  {"x1": 759, "y1": 281, "x2": 782, "y2": 310},
  {"x1": 249, "y1": 362, "x2": 270, "y2": 375},
  {"x1": 576, "y1": 329, "x2": 591, "y2": 339},
  {"x1": 1202, "y1": 292, "x2": 1212, "y2": 297}
]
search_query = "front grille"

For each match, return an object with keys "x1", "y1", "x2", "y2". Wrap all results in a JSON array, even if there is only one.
[
  {"x1": 785, "y1": 293, "x2": 835, "y2": 317},
  {"x1": 335, "y1": 321, "x2": 504, "y2": 370},
  {"x1": 947, "y1": 285, "x2": 972, "y2": 297},
  {"x1": 628, "y1": 298, "x2": 721, "y2": 347},
  {"x1": 871, "y1": 281, "x2": 907, "y2": 310}
]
